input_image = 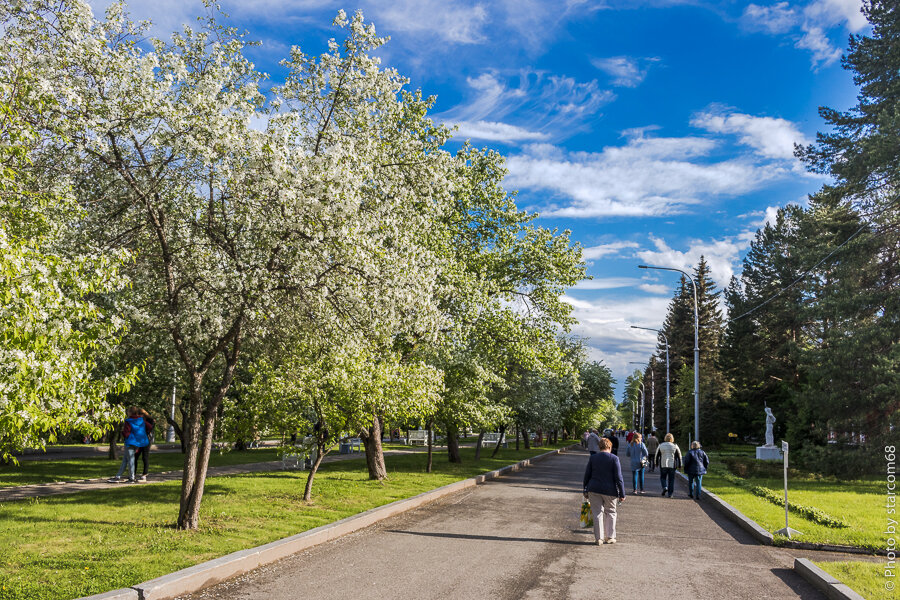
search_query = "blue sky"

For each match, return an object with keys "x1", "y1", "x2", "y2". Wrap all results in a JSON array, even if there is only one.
[{"x1": 91, "y1": 0, "x2": 866, "y2": 399}]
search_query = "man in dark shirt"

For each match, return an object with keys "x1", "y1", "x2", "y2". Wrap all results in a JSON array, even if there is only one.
[
  {"x1": 604, "y1": 431, "x2": 619, "y2": 455},
  {"x1": 583, "y1": 437, "x2": 625, "y2": 544}
]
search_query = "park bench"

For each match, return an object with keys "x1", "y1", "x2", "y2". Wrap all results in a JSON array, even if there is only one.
[
  {"x1": 282, "y1": 437, "x2": 317, "y2": 469},
  {"x1": 340, "y1": 437, "x2": 363, "y2": 454},
  {"x1": 480, "y1": 432, "x2": 507, "y2": 448},
  {"x1": 407, "y1": 430, "x2": 429, "y2": 445}
]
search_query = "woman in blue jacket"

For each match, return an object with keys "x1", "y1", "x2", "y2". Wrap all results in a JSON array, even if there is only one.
[
  {"x1": 683, "y1": 441, "x2": 710, "y2": 499},
  {"x1": 582, "y1": 437, "x2": 625, "y2": 544},
  {"x1": 625, "y1": 432, "x2": 649, "y2": 495},
  {"x1": 108, "y1": 407, "x2": 150, "y2": 483}
]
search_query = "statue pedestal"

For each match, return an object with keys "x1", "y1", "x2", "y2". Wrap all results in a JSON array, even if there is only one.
[{"x1": 756, "y1": 446, "x2": 782, "y2": 461}]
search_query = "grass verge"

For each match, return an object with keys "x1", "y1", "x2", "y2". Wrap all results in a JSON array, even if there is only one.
[
  {"x1": 701, "y1": 453, "x2": 882, "y2": 550},
  {"x1": 0, "y1": 443, "x2": 569, "y2": 600},
  {"x1": 814, "y1": 560, "x2": 891, "y2": 600},
  {"x1": 0, "y1": 449, "x2": 283, "y2": 487}
]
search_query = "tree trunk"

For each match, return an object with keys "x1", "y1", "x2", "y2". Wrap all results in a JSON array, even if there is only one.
[
  {"x1": 361, "y1": 415, "x2": 387, "y2": 480},
  {"x1": 474, "y1": 430, "x2": 485, "y2": 460},
  {"x1": 491, "y1": 425, "x2": 506, "y2": 458},
  {"x1": 515, "y1": 424, "x2": 520, "y2": 450},
  {"x1": 426, "y1": 418, "x2": 434, "y2": 473},
  {"x1": 522, "y1": 425, "x2": 531, "y2": 449},
  {"x1": 446, "y1": 423, "x2": 461, "y2": 463},
  {"x1": 164, "y1": 410, "x2": 186, "y2": 453},
  {"x1": 303, "y1": 443, "x2": 329, "y2": 502},
  {"x1": 177, "y1": 377, "x2": 216, "y2": 530}
]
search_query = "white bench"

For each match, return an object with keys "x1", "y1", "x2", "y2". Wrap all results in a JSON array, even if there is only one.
[
  {"x1": 282, "y1": 437, "x2": 317, "y2": 469},
  {"x1": 407, "y1": 430, "x2": 429, "y2": 445},
  {"x1": 481, "y1": 432, "x2": 507, "y2": 448}
]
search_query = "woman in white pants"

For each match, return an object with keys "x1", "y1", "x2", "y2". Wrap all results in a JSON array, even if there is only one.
[{"x1": 582, "y1": 437, "x2": 626, "y2": 544}]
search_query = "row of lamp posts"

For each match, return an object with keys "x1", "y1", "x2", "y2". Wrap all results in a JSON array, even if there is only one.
[{"x1": 630, "y1": 264, "x2": 700, "y2": 443}]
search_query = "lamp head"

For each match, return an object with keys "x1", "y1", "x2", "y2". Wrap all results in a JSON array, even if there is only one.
[{"x1": 638, "y1": 265, "x2": 648, "y2": 269}]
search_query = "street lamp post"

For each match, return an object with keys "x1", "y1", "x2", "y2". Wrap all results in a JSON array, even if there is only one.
[
  {"x1": 639, "y1": 264, "x2": 701, "y2": 443},
  {"x1": 629, "y1": 362, "x2": 646, "y2": 434},
  {"x1": 631, "y1": 326, "x2": 671, "y2": 433}
]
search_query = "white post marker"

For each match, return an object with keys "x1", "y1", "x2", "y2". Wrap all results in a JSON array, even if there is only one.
[{"x1": 774, "y1": 440, "x2": 802, "y2": 539}]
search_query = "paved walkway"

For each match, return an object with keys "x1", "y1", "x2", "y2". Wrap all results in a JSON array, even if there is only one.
[
  {"x1": 176, "y1": 448, "x2": 848, "y2": 600},
  {"x1": 0, "y1": 448, "x2": 426, "y2": 502}
]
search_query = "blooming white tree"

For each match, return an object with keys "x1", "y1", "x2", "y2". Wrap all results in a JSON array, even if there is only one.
[
  {"x1": 1, "y1": 1, "x2": 453, "y2": 528},
  {"x1": 0, "y1": 76, "x2": 134, "y2": 462}
]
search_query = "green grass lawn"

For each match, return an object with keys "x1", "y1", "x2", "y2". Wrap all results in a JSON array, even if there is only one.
[
  {"x1": 0, "y1": 444, "x2": 569, "y2": 600},
  {"x1": 0, "y1": 449, "x2": 282, "y2": 487},
  {"x1": 701, "y1": 453, "x2": 882, "y2": 550},
  {"x1": 815, "y1": 560, "x2": 893, "y2": 600}
]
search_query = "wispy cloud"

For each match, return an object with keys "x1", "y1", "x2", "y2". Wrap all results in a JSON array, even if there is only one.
[
  {"x1": 506, "y1": 135, "x2": 777, "y2": 218},
  {"x1": 690, "y1": 109, "x2": 811, "y2": 161},
  {"x1": 572, "y1": 277, "x2": 642, "y2": 290},
  {"x1": 741, "y1": 0, "x2": 867, "y2": 69},
  {"x1": 370, "y1": 0, "x2": 490, "y2": 44},
  {"x1": 591, "y1": 56, "x2": 659, "y2": 88},
  {"x1": 440, "y1": 70, "x2": 614, "y2": 143},
  {"x1": 742, "y1": 2, "x2": 797, "y2": 33},
  {"x1": 582, "y1": 241, "x2": 640, "y2": 260},
  {"x1": 454, "y1": 120, "x2": 550, "y2": 143}
]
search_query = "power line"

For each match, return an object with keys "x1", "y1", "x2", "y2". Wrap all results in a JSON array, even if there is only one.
[{"x1": 728, "y1": 221, "x2": 870, "y2": 323}]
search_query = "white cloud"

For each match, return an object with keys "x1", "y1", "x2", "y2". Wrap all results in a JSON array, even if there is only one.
[
  {"x1": 572, "y1": 277, "x2": 641, "y2": 290},
  {"x1": 582, "y1": 241, "x2": 640, "y2": 260},
  {"x1": 440, "y1": 70, "x2": 614, "y2": 143},
  {"x1": 691, "y1": 110, "x2": 811, "y2": 161},
  {"x1": 371, "y1": 0, "x2": 490, "y2": 44},
  {"x1": 636, "y1": 235, "x2": 742, "y2": 288},
  {"x1": 796, "y1": 24, "x2": 843, "y2": 67},
  {"x1": 506, "y1": 136, "x2": 778, "y2": 218},
  {"x1": 805, "y1": 0, "x2": 867, "y2": 31},
  {"x1": 561, "y1": 294, "x2": 672, "y2": 386},
  {"x1": 742, "y1": 2, "x2": 798, "y2": 33},
  {"x1": 454, "y1": 120, "x2": 550, "y2": 143},
  {"x1": 742, "y1": 1, "x2": 867, "y2": 69},
  {"x1": 638, "y1": 283, "x2": 672, "y2": 294},
  {"x1": 591, "y1": 56, "x2": 657, "y2": 88}
]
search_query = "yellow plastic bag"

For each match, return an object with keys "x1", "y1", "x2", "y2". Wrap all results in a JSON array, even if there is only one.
[{"x1": 580, "y1": 500, "x2": 593, "y2": 527}]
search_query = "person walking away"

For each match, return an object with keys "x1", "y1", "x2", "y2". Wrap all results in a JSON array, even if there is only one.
[
  {"x1": 133, "y1": 409, "x2": 156, "y2": 482},
  {"x1": 625, "y1": 433, "x2": 649, "y2": 494},
  {"x1": 586, "y1": 429, "x2": 602, "y2": 455},
  {"x1": 582, "y1": 437, "x2": 625, "y2": 544},
  {"x1": 645, "y1": 432, "x2": 659, "y2": 472},
  {"x1": 683, "y1": 441, "x2": 710, "y2": 499},
  {"x1": 108, "y1": 408, "x2": 149, "y2": 483},
  {"x1": 625, "y1": 430, "x2": 634, "y2": 444},
  {"x1": 653, "y1": 433, "x2": 682, "y2": 498},
  {"x1": 604, "y1": 430, "x2": 619, "y2": 455}
]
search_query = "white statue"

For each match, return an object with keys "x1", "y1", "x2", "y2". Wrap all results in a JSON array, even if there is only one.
[{"x1": 764, "y1": 407, "x2": 776, "y2": 447}]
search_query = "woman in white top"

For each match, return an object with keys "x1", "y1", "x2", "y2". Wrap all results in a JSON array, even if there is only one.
[{"x1": 653, "y1": 433, "x2": 682, "y2": 498}]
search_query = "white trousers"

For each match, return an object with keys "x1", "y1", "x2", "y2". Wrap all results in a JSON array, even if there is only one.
[{"x1": 588, "y1": 492, "x2": 618, "y2": 542}]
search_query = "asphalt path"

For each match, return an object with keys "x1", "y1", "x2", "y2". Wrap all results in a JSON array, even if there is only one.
[{"x1": 177, "y1": 448, "x2": 830, "y2": 600}]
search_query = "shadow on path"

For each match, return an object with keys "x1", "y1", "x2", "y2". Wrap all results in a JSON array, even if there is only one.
[{"x1": 386, "y1": 529, "x2": 592, "y2": 546}]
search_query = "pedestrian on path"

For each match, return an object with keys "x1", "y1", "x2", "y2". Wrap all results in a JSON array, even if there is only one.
[
  {"x1": 683, "y1": 441, "x2": 710, "y2": 499},
  {"x1": 604, "y1": 430, "x2": 619, "y2": 455},
  {"x1": 586, "y1": 429, "x2": 602, "y2": 455},
  {"x1": 582, "y1": 437, "x2": 625, "y2": 545},
  {"x1": 133, "y1": 409, "x2": 155, "y2": 482},
  {"x1": 108, "y1": 407, "x2": 149, "y2": 483},
  {"x1": 645, "y1": 432, "x2": 659, "y2": 472},
  {"x1": 625, "y1": 432, "x2": 648, "y2": 494},
  {"x1": 653, "y1": 433, "x2": 682, "y2": 498}
]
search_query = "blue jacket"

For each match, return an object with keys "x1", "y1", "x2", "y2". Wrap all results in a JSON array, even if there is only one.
[
  {"x1": 625, "y1": 442, "x2": 649, "y2": 470},
  {"x1": 683, "y1": 448, "x2": 709, "y2": 475},
  {"x1": 583, "y1": 451, "x2": 625, "y2": 498},
  {"x1": 122, "y1": 417, "x2": 149, "y2": 447}
]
